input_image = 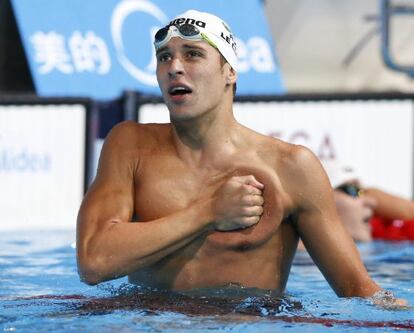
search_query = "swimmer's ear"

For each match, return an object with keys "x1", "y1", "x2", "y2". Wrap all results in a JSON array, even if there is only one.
[{"x1": 226, "y1": 66, "x2": 237, "y2": 85}]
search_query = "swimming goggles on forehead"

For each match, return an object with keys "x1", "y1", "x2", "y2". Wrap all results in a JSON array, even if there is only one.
[{"x1": 154, "y1": 23, "x2": 217, "y2": 50}]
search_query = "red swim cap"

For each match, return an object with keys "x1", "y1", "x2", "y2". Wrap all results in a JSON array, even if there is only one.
[{"x1": 370, "y1": 216, "x2": 414, "y2": 241}]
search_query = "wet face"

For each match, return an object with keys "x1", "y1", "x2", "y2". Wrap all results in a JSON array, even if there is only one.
[{"x1": 156, "y1": 37, "x2": 236, "y2": 120}]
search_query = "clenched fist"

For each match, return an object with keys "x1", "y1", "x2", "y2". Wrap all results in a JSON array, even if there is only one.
[{"x1": 212, "y1": 175, "x2": 264, "y2": 231}]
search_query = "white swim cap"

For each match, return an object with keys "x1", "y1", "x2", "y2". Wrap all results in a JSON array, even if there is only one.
[
  {"x1": 154, "y1": 9, "x2": 238, "y2": 71},
  {"x1": 321, "y1": 159, "x2": 359, "y2": 188}
]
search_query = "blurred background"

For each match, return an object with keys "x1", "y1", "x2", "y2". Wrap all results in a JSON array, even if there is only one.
[
  {"x1": 265, "y1": 0, "x2": 414, "y2": 92},
  {"x1": 1, "y1": 0, "x2": 413, "y2": 230}
]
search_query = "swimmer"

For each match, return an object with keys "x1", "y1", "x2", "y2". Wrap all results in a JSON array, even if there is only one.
[
  {"x1": 322, "y1": 159, "x2": 414, "y2": 242},
  {"x1": 76, "y1": 9, "x2": 405, "y2": 306}
]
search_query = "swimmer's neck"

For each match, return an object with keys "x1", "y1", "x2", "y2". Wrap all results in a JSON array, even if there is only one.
[
  {"x1": 171, "y1": 104, "x2": 236, "y2": 142},
  {"x1": 171, "y1": 114, "x2": 246, "y2": 167}
]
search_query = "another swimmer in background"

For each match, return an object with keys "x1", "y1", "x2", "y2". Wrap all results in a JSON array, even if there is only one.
[
  {"x1": 76, "y1": 9, "x2": 405, "y2": 306},
  {"x1": 322, "y1": 159, "x2": 414, "y2": 242}
]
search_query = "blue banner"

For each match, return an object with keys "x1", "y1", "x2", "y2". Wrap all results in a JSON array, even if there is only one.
[{"x1": 12, "y1": 0, "x2": 285, "y2": 99}]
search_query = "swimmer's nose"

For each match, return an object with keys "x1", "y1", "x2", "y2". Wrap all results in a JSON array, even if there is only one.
[
  {"x1": 362, "y1": 196, "x2": 377, "y2": 209},
  {"x1": 168, "y1": 58, "x2": 185, "y2": 78}
]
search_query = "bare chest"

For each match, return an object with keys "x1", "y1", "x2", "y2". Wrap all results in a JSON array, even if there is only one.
[
  {"x1": 134, "y1": 155, "x2": 291, "y2": 250},
  {"x1": 134, "y1": 159, "x2": 209, "y2": 220}
]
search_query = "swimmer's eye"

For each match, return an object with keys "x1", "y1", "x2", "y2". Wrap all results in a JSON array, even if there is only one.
[
  {"x1": 157, "y1": 52, "x2": 172, "y2": 62},
  {"x1": 186, "y1": 50, "x2": 203, "y2": 58}
]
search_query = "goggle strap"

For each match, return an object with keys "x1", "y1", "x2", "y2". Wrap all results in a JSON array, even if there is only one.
[{"x1": 200, "y1": 32, "x2": 218, "y2": 49}]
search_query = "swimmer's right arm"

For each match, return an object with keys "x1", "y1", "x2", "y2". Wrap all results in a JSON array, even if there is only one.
[
  {"x1": 76, "y1": 123, "x2": 263, "y2": 285},
  {"x1": 363, "y1": 187, "x2": 414, "y2": 220}
]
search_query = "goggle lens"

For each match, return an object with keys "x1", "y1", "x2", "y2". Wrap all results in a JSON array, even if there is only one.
[
  {"x1": 336, "y1": 183, "x2": 363, "y2": 197},
  {"x1": 154, "y1": 26, "x2": 170, "y2": 43},
  {"x1": 178, "y1": 24, "x2": 200, "y2": 37},
  {"x1": 154, "y1": 24, "x2": 201, "y2": 48}
]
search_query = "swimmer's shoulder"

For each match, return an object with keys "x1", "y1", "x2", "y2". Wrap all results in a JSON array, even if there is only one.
[
  {"x1": 243, "y1": 125, "x2": 303, "y2": 158},
  {"x1": 252, "y1": 133, "x2": 309, "y2": 164},
  {"x1": 255, "y1": 134, "x2": 324, "y2": 183},
  {"x1": 270, "y1": 140, "x2": 331, "y2": 202},
  {"x1": 105, "y1": 121, "x2": 172, "y2": 148}
]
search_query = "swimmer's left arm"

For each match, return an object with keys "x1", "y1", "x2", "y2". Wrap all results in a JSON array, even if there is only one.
[
  {"x1": 285, "y1": 146, "x2": 382, "y2": 298},
  {"x1": 287, "y1": 147, "x2": 407, "y2": 307}
]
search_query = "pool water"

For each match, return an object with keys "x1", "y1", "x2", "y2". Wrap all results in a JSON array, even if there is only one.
[{"x1": 0, "y1": 230, "x2": 413, "y2": 332}]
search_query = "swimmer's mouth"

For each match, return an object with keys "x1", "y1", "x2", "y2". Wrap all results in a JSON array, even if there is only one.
[{"x1": 168, "y1": 85, "x2": 192, "y2": 96}]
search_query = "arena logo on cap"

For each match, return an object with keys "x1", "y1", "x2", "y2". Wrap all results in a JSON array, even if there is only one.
[
  {"x1": 169, "y1": 16, "x2": 236, "y2": 53},
  {"x1": 169, "y1": 17, "x2": 206, "y2": 28}
]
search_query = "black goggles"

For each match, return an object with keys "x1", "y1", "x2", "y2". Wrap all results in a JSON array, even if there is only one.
[
  {"x1": 336, "y1": 183, "x2": 364, "y2": 197},
  {"x1": 154, "y1": 24, "x2": 202, "y2": 49}
]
